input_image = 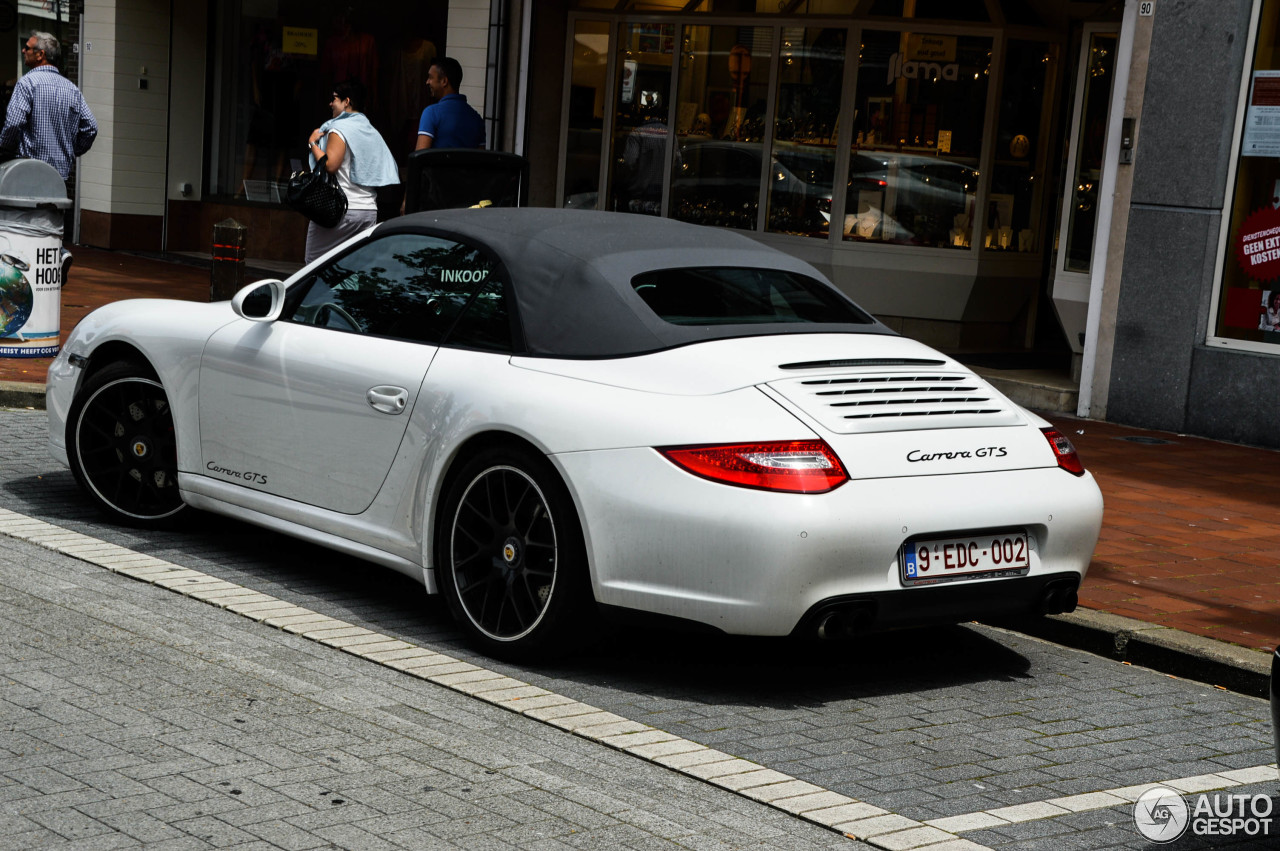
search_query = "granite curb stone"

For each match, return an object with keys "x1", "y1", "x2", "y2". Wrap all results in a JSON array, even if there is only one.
[{"x1": 990, "y1": 608, "x2": 1272, "y2": 698}]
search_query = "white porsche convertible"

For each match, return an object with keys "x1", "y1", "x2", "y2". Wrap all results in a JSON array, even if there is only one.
[{"x1": 47, "y1": 209, "x2": 1103, "y2": 658}]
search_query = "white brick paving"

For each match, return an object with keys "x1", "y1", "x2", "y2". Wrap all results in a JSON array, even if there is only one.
[
  {"x1": 984, "y1": 801, "x2": 1070, "y2": 823},
  {"x1": 1047, "y1": 791, "x2": 1128, "y2": 812},
  {"x1": 714, "y1": 768, "x2": 794, "y2": 791},
  {"x1": 924, "y1": 812, "x2": 1010, "y2": 833}
]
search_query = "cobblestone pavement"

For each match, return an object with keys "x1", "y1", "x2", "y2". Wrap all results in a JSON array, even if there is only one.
[
  {"x1": 1, "y1": 528, "x2": 858, "y2": 851},
  {"x1": 3, "y1": 409, "x2": 1277, "y2": 849}
]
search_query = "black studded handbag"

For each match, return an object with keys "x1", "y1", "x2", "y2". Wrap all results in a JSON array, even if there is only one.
[{"x1": 285, "y1": 154, "x2": 348, "y2": 229}]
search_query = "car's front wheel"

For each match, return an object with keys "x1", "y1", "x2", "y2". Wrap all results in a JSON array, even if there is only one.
[
  {"x1": 66, "y1": 361, "x2": 187, "y2": 527},
  {"x1": 437, "y1": 445, "x2": 590, "y2": 660}
]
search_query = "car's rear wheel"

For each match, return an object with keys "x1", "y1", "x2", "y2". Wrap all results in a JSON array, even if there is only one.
[
  {"x1": 437, "y1": 445, "x2": 589, "y2": 660},
  {"x1": 67, "y1": 361, "x2": 187, "y2": 527}
]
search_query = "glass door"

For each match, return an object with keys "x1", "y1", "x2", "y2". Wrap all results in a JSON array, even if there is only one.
[
  {"x1": 1051, "y1": 24, "x2": 1118, "y2": 353},
  {"x1": 561, "y1": 20, "x2": 611, "y2": 209},
  {"x1": 1060, "y1": 29, "x2": 1118, "y2": 275},
  {"x1": 669, "y1": 25, "x2": 773, "y2": 229},
  {"x1": 606, "y1": 23, "x2": 677, "y2": 215}
]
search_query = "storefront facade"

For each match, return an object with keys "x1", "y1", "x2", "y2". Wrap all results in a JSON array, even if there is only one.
[
  {"x1": 1095, "y1": 0, "x2": 1280, "y2": 448},
  {"x1": 540, "y1": 0, "x2": 1081, "y2": 352},
  {"x1": 72, "y1": 0, "x2": 492, "y2": 260}
]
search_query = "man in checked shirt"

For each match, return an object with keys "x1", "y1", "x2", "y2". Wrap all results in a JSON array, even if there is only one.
[{"x1": 0, "y1": 31, "x2": 97, "y2": 180}]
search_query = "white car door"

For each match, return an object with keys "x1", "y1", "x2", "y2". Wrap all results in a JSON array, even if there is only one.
[{"x1": 198, "y1": 231, "x2": 503, "y2": 515}]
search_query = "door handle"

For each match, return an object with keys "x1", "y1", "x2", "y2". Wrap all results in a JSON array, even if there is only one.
[{"x1": 366, "y1": 385, "x2": 408, "y2": 415}]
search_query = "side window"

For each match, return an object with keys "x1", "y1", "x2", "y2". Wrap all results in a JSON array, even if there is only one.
[
  {"x1": 443, "y1": 277, "x2": 512, "y2": 352},
  {"x1": 287, "y1": 233, "x2": 502, "y2": 345}
]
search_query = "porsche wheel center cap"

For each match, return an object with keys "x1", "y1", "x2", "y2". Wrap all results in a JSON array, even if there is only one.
[
  {"x1": 130, "y1": 438, "x2": 151, "y2": 459},
  {"x1": 502, "y1": 537, "x2": 521, "y2": 566}
]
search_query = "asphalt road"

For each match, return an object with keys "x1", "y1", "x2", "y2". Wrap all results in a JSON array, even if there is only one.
[{"x1": 2, "y1": 408, "x2": 1276, "y2": 850}]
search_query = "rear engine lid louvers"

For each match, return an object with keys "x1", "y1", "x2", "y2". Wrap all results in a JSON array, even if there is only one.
[{"x1": 767, "y1": 368, "x2": 1022, "y2": 434}]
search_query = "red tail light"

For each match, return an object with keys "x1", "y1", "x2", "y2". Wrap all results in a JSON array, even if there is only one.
[
  {"x1": 1041, "y1": 428, "x2": 1085, "y2": 476},
  {"x1": 658, "y1": 440, "x2": 848, "y2": 493}
]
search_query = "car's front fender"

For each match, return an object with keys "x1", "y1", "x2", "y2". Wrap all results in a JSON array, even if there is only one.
[{"x1": 49, "y1": 299, "x2": 242, "y2": 475}]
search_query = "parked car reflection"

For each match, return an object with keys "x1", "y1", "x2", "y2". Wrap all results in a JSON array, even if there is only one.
[
  {"x1": 567, "y1": 142, "x2": 978, "y2": 250},
  {"x1": 846, "y1": 152, "x2": 979, "y2": 248},
  {"x1": 670, "y1": 140, "x2": 835, "y2": 236}
]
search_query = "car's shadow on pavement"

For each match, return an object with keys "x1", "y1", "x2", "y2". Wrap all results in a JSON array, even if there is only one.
[
  {"x1": 541, "y1": 621, "x2": 1035, "y2": 709},
  {"x1": 4, "y1": 469, "x2": 1037, "y2": 708}
]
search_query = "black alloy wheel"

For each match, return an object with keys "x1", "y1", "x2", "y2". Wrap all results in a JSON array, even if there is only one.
[
  {"x1": 67, "y1": 362, "x2": 186, "y2": 527},
  {"x1": 439, "y1": 445, "x2": 588, "y2": 658}
]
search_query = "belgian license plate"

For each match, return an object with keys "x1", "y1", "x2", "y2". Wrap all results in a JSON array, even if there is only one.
[{"x1": 901, "y1": 531, "x2": 1030, "y2": 586}]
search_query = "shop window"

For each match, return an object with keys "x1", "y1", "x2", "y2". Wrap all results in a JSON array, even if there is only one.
[
  {"x1": 765, "y1": 27, "x2": 846, "y2": 238},
  {"x1": 1214, "y1": 3, "x2": 1280, "y2": 344},
  {"x1": 212, "y1": 5, "x2": 447, "y2": 203},
  {"x1": 563, "y1": 21, "x2": 610, "y2": 210},
  {"x1": 988, "y1": 40, "x2": 1056, "y2": 253},
  {"x1": 1061, "y1": 32, "x2": 1116, "y2": 272},
  {"x1": 844, "y1": 31, "x2": 990, "y2": 248},
  {"x1": 668, "y1": 25, "x2": 772, "y2": 229},
  {"x1": 607, "y1": 23, "x2": 677, "y2": 215}
]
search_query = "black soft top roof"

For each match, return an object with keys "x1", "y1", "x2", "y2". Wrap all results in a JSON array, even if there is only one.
[{"x1": 376, "y1": 208, "x2": 892, "y2": 357}]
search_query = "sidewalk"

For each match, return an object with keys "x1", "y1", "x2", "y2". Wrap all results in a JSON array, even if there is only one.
[{"x1": 2, "y1": 247, "x2": 1277, "y2": 691}]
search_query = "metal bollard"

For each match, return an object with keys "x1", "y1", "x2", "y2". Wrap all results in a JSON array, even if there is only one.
[{"x1": 210, "y1": 218, "x2": 246, "y2": 301}]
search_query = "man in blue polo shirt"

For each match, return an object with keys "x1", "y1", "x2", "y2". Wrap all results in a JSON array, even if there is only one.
[{"x1": 415, "y1": 57, "x2": 485, "y2": 150}]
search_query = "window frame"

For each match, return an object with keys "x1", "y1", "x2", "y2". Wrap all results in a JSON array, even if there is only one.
[{"x1": 1206, "y1": 0, "x2": 1276, "y2": 355}]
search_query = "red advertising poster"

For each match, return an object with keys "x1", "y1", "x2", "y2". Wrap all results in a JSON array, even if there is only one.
[
  {"x1": 1235, "y1": 205, "x2": 1280, "y2": 283},
  {"x1": 1222, "y1": 206, "x2": 1280, "y2": 330}
]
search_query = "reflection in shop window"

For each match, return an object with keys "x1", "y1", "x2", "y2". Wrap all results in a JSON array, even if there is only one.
[
  {"x1": 845, "y1": 31, "x2": 990, "y2": 248},
  {"x1": 562, "y1": 21, "x2": 610, "y2": 210},
  {"x1": 989, "y1": 41, "x2": 1056, "y2": 253},
  {"x1": 1062, "y1": 33, "x2": 1116, "y2": 272},
  {"x1": 669, "y1": 26, "x2": 772, "y2": 230},
  {"x1": 215, "y1": 6, "x2": 446, "y2": 203},
  {"x1": 607, "y1": 23, "x2": 676, "y2": 216},
  {"x1": 765, "y1": 27, "x2": 845, "y2": 239}
]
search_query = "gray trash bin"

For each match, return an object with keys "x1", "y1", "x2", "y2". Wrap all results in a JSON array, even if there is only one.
[{"x1": 0, "y1": 158, "x2": 71, "y2": 358}]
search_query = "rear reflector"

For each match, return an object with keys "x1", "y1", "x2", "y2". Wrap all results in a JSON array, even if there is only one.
[
  {"x1": 658, "y1": 440, "x2": 848, "y2": 493},
  {"x1": 1041, "y1": 428, "x2": 1085, "y2": 476}
]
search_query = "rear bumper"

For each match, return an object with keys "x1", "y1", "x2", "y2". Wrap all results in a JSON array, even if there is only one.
[{"x1": 555, "y1": 447, "x2": 1103, "y2": 636}]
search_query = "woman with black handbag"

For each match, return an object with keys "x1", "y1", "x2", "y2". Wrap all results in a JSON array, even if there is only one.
[{"x1": 301, "y1": 79, "x2": 399, "y2": 263}]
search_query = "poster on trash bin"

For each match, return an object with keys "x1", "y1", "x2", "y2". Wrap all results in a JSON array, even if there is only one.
[{"x1": 0, "y1": 238, "x2": 62, "y2": 358}]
